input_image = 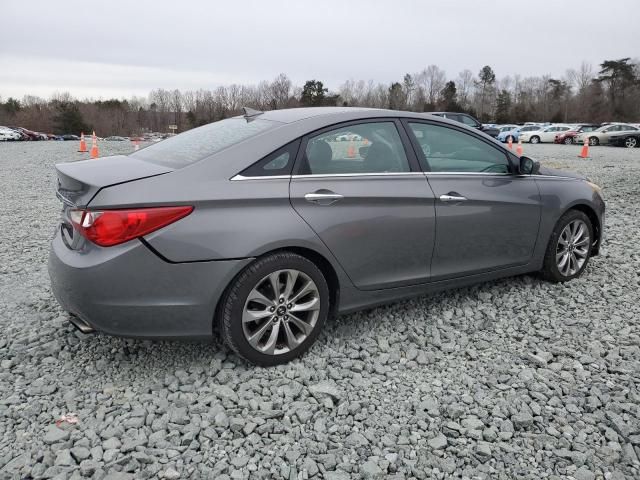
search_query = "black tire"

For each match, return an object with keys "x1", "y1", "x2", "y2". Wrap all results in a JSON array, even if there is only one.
[
  {"x1": 530, "y1": 136, "x2": 540, "y2": 144},
  {"x1": 564, "y1": 137, "x2": 573, "y2": 145},
  {"x1": 541, "y1": 210, "x2": 594, "y2": 283},
  {"x1": 588, "y1": 136, "x2": 599, "y2": 146},
  {"x1": 506, "y1": 135, "x2": 513, "y2": 143},
  {"x1": 218, "y1": 252, "x2": 330, "y2": 366}
]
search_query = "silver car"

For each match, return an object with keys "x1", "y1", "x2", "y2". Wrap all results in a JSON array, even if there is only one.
[{"x1": 49, "y1": 107, "x2": 605, "y2": 365}]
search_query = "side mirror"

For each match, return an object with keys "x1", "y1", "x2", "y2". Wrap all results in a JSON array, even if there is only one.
[{"x1": 519, "y1": 156, "x2": 538, "y2": 175}]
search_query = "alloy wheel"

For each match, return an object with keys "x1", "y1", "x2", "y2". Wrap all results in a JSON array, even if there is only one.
[
  {"x1": 624, "y1": 137, "x2": 637, "y2": 148},
  {"x1": 588, "y1": 137, "x2": 598, "y2": 146},
  {"x1": 531, "y1": 136, "x2": 540, "y2": 144},
  {"x1": 556, "y1": 219, "x2": 590, "y2": 277},
  {"x1": 564, "y1": 137, "x2": 573, "y2": 145},
  {"x1": 242, "y1": 269, "x2": 320, "y2": 355}
]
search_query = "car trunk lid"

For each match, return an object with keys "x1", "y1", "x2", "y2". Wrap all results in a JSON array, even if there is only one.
[
  {"x1": 55, "y1": 155, "x2": 173, "y2": 249},
  {"x1": 55, "y1": 155, "x2": 173, "y2": 208}
]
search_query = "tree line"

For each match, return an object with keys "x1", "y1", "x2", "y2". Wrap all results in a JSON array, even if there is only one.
[{"x1": 0, "y1": 58, "x2": 638, "y2": 136}]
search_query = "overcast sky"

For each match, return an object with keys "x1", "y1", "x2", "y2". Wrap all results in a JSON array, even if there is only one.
[{"x1": 1, "y1": 0, "x2": 638, "y2": 100}]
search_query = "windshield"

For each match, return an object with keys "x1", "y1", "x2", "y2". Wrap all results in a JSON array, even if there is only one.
[{"x1": 132, "y1": 118, "x2": 277, "y2": 168}]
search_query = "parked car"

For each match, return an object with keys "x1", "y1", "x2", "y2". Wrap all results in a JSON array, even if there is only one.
[
  {"x1": 49, "y1": 107, "x2": 605, "y2": 365},
  {"x1": 496, "y1": 125, "x2": 519, "y2": 135},
  {"x1": 575, "y1": 124, "x2": 639, "y2": 146},
  {"x1": 61, "y1": 134, "x2": 80, "y2": 141},
  {"x1": 608, "y1": 131, "x2": 640, "y2": 148},
  {"x1": 554, "y1": 124, "x2": 601, "y2": 145},
  {"x1": 496, "y1": 125, "x2": 543, "y2": 143},
  {"x1": 9, "y1": 126, "x2": 41, "y2": 140},
  {"x1": 0, "y1": 126, "x2": 22, "y2": 141},
  {"x1": 428, "y1": 112, "x2": 500, "y2": 137},
  {"x1": 105, "y1": 136, "x2": 128, "y2": 141},
  {"x1": 520, "y1": 125, "x2": 575, "y2": 144}
]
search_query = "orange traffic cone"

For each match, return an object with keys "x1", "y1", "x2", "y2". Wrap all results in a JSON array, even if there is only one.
[
  {"x1": 516, "y1": 139, "x2": 523, "y2": 156},
  {"x1": 579, "y1": 136, "x2": 589, "y2": 159},
  {"x1": 508, "y1": 136, "x2": 513, "y2": 150},
  {"x1": 347, "y1": 143, "x2": 356, "y2": 158},
  {"x1": 133, "y1": 137, "x2": 140, "y2": 151},
  {"x1": 78, "y1": 132, "x2": 87, "y2": 152},
  {"x1": 90, "y1": 131, "x2": 99, "y2": 159}
]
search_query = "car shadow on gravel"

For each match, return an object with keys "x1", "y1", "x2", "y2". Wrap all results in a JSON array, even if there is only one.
[{"x1": 57, "y1": 270, "x2": 563, "y2": 381}]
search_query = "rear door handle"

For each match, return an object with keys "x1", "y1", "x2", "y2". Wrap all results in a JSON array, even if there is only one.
[
  {"x1": 439, "y1": 194, "x2": 468, "y2": 202},
  {"x1": 304, "y1": 192, "x2": 344, "y2": 205}
]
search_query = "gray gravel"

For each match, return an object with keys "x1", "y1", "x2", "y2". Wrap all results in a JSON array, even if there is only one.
[{"x1": 1, "y1": 141, "x2": 639, "y2": 479}]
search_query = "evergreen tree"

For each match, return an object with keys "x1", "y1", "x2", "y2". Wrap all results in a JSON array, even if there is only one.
[
  {"x1": 439, "y1": 81, "x2": 460, "y2": 111},
  {"x1": 300, "y1": 80, "x2": 328, "y2": 107},
  {"x1": 388, "y1": 82, "x2": 406, "y2": 110},
  {"x1": 495, "y1": 90, "x2": 512, "y2": 123},
  {"x1": 52, "y1": 101, "x2": 89, "y2": 134},
  {"x1": 476, "y1": 66, "x2": 496, "y2": 121}
]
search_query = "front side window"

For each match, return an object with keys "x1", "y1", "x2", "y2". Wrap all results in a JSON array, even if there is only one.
[
  {"x1": 408, "y1": 122, "x2": 510, "y2": 174},
  {"x1": 299, "y1": 122, "x2": 410, "y2": 175}
]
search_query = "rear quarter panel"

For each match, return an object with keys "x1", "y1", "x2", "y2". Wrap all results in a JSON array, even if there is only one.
[{"x1": 89, "y1": 173, "x2": 355, "y2": 288}]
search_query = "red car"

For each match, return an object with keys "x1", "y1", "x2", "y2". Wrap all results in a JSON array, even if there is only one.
[{"x1": 554, "y1": 124, "x2": 600, "y2": 144}]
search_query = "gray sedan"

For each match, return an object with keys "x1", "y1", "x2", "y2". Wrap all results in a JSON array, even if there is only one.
[{"x1": 49, "y1": 107, "x2": 605, "y2": 365}]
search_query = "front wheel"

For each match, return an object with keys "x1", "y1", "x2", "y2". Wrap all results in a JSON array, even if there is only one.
[
  {"x1": 541, "y1": 210, "x2": 593, "y2": 283},
  {"x1": 564, "y1": 137, "x2": 573, "y2": 145},
  {"x1": 588, "y1": 137, "x2": 599, "y2": 146},
  {"x1": 219, "y1": 252, "x2": 330, "y2": 366},
  {"x1": 530, "y1": 136, "x2": 540, "y2": 144}
]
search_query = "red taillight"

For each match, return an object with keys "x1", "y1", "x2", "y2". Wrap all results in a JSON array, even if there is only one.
[{"x1": 70, "y1": 206, "x2": 193, "y2": 247}]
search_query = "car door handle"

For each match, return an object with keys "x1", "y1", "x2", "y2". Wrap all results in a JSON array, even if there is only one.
[
  {"x1": 439, "y1": 194, "x2": 468, "y2": 202},
  {"x1": 304, "y1": 192, "x2": 344, "y2": 204}
]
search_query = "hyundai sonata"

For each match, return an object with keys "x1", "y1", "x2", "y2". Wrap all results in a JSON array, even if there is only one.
[{"x1": 49, "y1": 107, "x2": 605, "y2": 365}]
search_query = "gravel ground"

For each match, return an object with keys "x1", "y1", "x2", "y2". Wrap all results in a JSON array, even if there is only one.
[{"x1": 0, "y1": 141, "x2": 639, "y2": 480}]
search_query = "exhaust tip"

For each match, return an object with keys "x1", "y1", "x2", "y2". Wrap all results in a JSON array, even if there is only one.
[{"x1": 69, "y1": 315, "x2": 96, "y2": 334}]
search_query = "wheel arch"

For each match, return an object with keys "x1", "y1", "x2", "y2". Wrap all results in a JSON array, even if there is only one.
[
  {"x1": 565, "y1": 203, "x2": 602, "y2": 255},
  {"x1": 213, "y1": 246, "x2": 341, "y2": 332}
]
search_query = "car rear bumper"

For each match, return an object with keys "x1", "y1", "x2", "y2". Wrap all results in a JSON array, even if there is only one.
[{"x1": 48, "y1": 230, "x2": 253, "y2": 338}]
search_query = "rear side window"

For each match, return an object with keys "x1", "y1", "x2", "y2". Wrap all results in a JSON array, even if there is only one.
[
  {"x1": 132, "y1": 118, "x2": 276, "y2": 168},
  {"x1": 298, "y1": 122, "x2": 410, "y2": 175},
  {"x1": 239, "y1": 140, "x2": 300, "y2": 177}
]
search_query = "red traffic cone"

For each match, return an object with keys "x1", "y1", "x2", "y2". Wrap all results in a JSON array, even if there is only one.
[
  {"x1": 90, "y1": 131, "x2": 99, "y2": 159},
  {"x1": 516, "y1": 138, "x2": 523, "y2": 156},
  {"x1": 579, "y1": 136, "x2": 589, "y2": 159},
  {"x1": 508, "y1": 136, "x2": 513, "y2": 150},
  {"x1": 78, "y1": 132, "x2": 87, "y2": 152}
]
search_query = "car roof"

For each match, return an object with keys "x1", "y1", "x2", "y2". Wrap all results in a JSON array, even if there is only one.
[{"x1": 246, "y1": 107, "x2": 386, "y2": 124}]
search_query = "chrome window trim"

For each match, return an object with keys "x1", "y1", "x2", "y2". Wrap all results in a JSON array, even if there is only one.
[
  {"x1": 231, "y1": 174, "x2": 291, "y2": 181},
  {"x1": 291, "y1": 172, "x2": 424, "y2": 179},
  {"x1": 424, "y1": 172, "x2": 511, "y2": 176}
]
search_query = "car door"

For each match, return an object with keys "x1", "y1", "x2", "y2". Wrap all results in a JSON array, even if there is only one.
[
  {"x1": 402, "y1": 120, "x2": 541, "y2": 280},
  {"x1": 541, "y1": 127, "x2": 558, "y2": 142},
  {"x1": 289, "y1": 119, "x2": 436, "y2": 290}
]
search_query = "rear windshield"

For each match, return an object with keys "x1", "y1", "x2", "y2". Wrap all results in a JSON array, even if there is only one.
[{"x1": 132, "y1": 118, "x2": 276, "y2": 168}]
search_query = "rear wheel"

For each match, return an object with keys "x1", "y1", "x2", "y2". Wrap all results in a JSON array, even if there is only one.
[
  {"x1": 541, "y1": 210, "x2": 593, "y2": 283},
  {"x1": 624, "y1": 136, "x2": 637, "y2": 148},
  {"x1": 219, "y1": 252, "x2": 329, "y2": 366},
  {"x1": 588, "y1": 136, "x2": 599, "y2": 146},
  {"x1": 530, "y1": 136, "x2": 540, "y2": 144},
  {"x1": 564, "y1": 137, "x2": 573, "y2": 145}
]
